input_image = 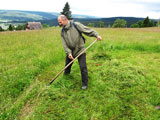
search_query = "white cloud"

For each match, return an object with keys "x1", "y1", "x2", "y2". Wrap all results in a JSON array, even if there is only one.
[{"x1": 1, "y1": 0, "x2": 160, "y2": 19}]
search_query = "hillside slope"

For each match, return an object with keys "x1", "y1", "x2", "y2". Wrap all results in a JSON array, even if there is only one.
[
  {"x1": 0, "y1": 27, "x2": 160, "y2": 119},
  {"x1": 0, "y1": 10, "x2": 97, "y2": 22}
]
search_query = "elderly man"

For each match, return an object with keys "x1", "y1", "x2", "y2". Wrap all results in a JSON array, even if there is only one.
[{"x1": 58, "y1": 15, "x2": 102, "y2": 89}]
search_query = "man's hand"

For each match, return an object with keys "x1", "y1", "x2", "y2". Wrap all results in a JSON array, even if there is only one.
[
  {"x1": 68, "y1": 53, "x2": 74, "y2": 60},
  {"x1": 97, "y1": 35, "x2": 102, "y2": 41}
]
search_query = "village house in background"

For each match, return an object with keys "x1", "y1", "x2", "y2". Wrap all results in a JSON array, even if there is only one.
[{"x1": 26, "y1": 22, "x2": 42, "y2": 30}]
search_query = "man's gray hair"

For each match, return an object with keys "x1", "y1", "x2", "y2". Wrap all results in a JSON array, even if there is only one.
[{"x1": 60, "y1": 15, "x2": 68, "y2": 20}]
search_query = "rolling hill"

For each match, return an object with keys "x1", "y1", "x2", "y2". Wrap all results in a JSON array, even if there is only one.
[
  {"x1": 0, "y1": 9, "x2": 157, "y2": 28},
  {"x1": 0, "y1": 9, "x2": 97, "y2": 22}
]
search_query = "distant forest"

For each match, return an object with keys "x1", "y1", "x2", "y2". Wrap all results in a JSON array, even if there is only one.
[{"x1": 40, "y1": 17, "x2": 157, "y2": 27}]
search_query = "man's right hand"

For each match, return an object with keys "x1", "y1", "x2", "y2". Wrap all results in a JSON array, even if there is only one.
[
  {"x1": 68, "y1": 53, "x2": 74, "y2": 60},
  {"x1": 97, "y1": 35, "x2": 102, "y2": 41}
]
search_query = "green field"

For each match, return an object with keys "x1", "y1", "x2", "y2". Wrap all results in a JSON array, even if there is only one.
[{"x1": 0, "y1": 27, "x2": 160, "y2": 119}]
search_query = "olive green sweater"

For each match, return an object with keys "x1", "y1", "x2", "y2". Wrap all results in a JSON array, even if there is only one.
[{"x1": 61, "y1": 21, "x2": 99, "y2": 57}]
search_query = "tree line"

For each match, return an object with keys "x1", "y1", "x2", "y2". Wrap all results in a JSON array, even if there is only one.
[
  {"x1": 0, "y1": 24, "x2": 27, "y2": 32},
  {"x1": 87, "y1": 16, "x2": 160, "y2": 28}
]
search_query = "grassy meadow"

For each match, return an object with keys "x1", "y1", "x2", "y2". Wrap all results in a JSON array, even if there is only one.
[{"x1": 0, "y1": 27, "x2": 160, "y2": 119}]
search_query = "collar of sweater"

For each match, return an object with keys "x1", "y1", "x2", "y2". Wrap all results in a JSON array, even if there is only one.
[{"x1": 63, "y1": 20, "x2": 71, "y2": 30}]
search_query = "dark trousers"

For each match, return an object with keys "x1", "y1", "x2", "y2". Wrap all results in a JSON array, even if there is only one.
[{"x1": 64, "y1": 53, "x2": 88, "y2": 86}]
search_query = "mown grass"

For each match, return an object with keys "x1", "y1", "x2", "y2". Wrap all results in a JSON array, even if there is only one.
[{"x1": 0, "y1": 27, "x2": 160, "y2": 120}]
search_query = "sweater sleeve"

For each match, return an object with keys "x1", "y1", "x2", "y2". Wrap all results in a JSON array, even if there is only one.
[
  {"x1": 74, "y1": 22, "x2": 99, "y2": 37},
  {"x1": 61, "y1": 34, "x2": 72, "y2": 55}
]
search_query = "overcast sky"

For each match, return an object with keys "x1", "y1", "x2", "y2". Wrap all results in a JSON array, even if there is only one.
[{"x1": 1, "y1": 0, "x2": 160, "y2": 19}]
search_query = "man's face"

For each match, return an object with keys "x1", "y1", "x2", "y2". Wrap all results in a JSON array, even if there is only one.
[{"x1": 58, "y1": 18, "x2": 65, "y2": 27}]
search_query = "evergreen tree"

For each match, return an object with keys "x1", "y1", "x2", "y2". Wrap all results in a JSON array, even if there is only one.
[
  {"x1": 0, "y1": 26, "x2": 4, "y2": 31},
  {"x1": 143, "y1": 16, "x2": 150, "y2": 27},
  {"x1": 143, "y1": 16, "x2": 155, "y2": 27},
  {"x1": 8, "y1": 24, "x2": 14, "y2": 31},
  {"x1": 61, "y1": 2, "x2": 72, "y2": 20}
]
